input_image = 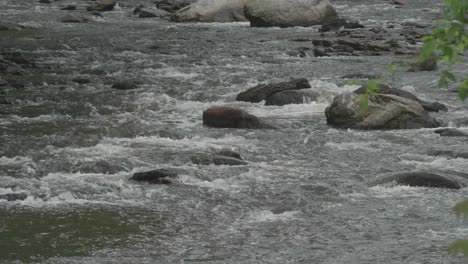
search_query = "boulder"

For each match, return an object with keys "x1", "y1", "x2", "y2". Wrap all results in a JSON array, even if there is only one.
[
  {"x1": 87, "y1": 0, "x2": 116, "y2": 12},
  {"x1": 0, "y1": 21, "x2": 22, "y2": 31},
  {"x1": 353, "y1": 83, "x2": 448, "y2": 112},
  {"x1": 236, "y1": 78, "x2": 311, "y2": 103},
  {"x1": 434, "y1": 128, "x2": 468, "y2": 137},
  {"x1": 325, "y1": 92, "x2": 441, "y2": 130},
  {"x1": 265, "y1": 90, "x2": 320, "y2": 106},
  {"x1": 61, "y1": 14, "x2": 92, "y2": 23},
  {"x1": 172, "y1": 0, "x2": 248, "y2": 23},
  {"x1": 216, "y1": 149, "x2": 242, "y2": 160},
  {"x1": 130, "y1": 169, "x2": 178, "y2": 184},
  {"x1": 72, "y1": 78, "x2": 91, "y2": 84},
  {"x1": 244, "y1": 0, "x2": 338, "y2": 28},
  {"x1": 39, "y1": 0, "x2": 52, "y2": 3},
  {"x1": 369, "y1": 172, "x2": 466, "y2": 189},
  {"x1": 203, "y1": 107, "x2": 261, "y2": 128}
]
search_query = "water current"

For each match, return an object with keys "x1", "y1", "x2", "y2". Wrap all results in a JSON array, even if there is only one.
[{"x1": 1, "y1": 0, "x2": 468, "y2": 263}]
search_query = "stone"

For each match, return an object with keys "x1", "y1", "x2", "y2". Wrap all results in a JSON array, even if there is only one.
[
  {"x1": 0, "y1": 21, "x2": 22, "y2": 31},
  {"x1": 61, "y1": 14, "x2": 91, "y2": 23},
  {"x1": 369, "y1": 172, "x2": 466, "y2": 189},
  {"x1": 0, "y1": 193, "x2": 28, "y2": 201},
  {"x1": 429, "y1": 149, "x2": 468, "y2": 159},
  {"x1": 61, "y1": 5, "x2": 77, "y2": 10},
  {"x1": 0, "y1": 78, "x2": 7, "y2": 87},
  {"x1": 139, "y1": 9, "x2": 171, "y2": 18},
  {"x1": 434, "y1": 128, "x2": 468, "y2": 137},
  {"x1": 391, "y1": 0, "x2": 408, "y2": 5},
  {"x1": 409, "y1": 55, "x2": 437, "y2": 72},
  {"x1": 236, "y1": 78, "x2": 311, "y2": 103},
  {"x1": 111, "y1": 81, "x2": 139, "y2": 90},
  {"x1": 216, "y1": 149, "x2": 242, "y2": 160},
  {"x1": 203, "y1": 107, "x2": 261, "y2": 129},
  {"x1": 72, "y1": 78, "x2": 91, "y2": 84},
  {"x1": 39, "y1": 0, "x2": 52, "y2": 3},
  {"x1": 87, "y1": 0, "x2": 116, "y2": 12},
  {"x1": 265, "y1": 90, "x2": 320, "y2": 106},
  {"x1": 325, "y1": 92, "x2": 441, "y2": 130},
  {"x1": 244, "y1": 0, "x2": 338, "y2": 28},
  {"x1": 172, "y1": 0, "x2": 248, "y2": 22},
  {"x1": 190, "y1": 153, "x2": 247, "y2": 166},
  {"x1": 353, "y1": 83, "x2": 448, "y2": 112},
  {"x1": 130, "y1": 169, "x2": 178, "y2": 184}
]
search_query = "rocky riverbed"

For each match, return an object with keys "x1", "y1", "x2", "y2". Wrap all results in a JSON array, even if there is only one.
[{"x1": 1, "y1": 0, "x2": 468, "y2": 263}]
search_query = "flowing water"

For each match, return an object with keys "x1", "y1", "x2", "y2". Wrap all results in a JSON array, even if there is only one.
[{"x1": 1, "y1": 0, "x2": 468, "y2": 263}]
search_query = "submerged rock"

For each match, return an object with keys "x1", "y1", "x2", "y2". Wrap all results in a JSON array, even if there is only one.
[
  {"x1": 429, "y1": 148, "x2": 468, "y2": 159},
  {"x1": 61, "y1": 5, "x2": 77, "y2": 10},
  {"x1": 369, "y1": 172, "x2": 466, "y2": 189},
  {"x1": 172, "y1": 0, "x2": 248, "y2": 23},
  {"x1": 130, "y1": 169, "x2": 178, "y2": 184},
  {"x1": 61, "y1": 14, "x2": 93, "y2": 23},
  {"x1": 0, "y1": 193, "x2": 28, "y2": 201},
  {"x1": 111, "y1": 80, "x2": 139, "y2": 90},
  {"x1": 325, "y1": 92, "x2": 440, "y2": 130},
  {"x1": 353, "y1": 83, "x2": 448, "y2": 112},
  {"x1": 138, "y1": 9, "x2": 171, "y2": 18},
  {"x1": 191, "y1": 150, "x2": 247, "y2": 166},
  {"x1": 236, "y1": 78, "x2": 311, "y2": 103},
  {"x1": 434, "y1": 128, "x2": 468, "y2": 137},
  {"x1": 203, "y1": 107, "x2": 261, "y2": 129},
  {"x1": 265, "y1": 90, "x2": 320, "y2": 106},
  {"x1": 0, "y1": 21, "x2": 22, "y2": 31},
  {"x1": 244, "y1": 0, "x2": 338, "y2": 27}
]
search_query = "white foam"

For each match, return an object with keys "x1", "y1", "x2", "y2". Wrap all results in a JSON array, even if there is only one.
[{"x1": 244, "y1": 210, "x2": 301, "y2": 223}]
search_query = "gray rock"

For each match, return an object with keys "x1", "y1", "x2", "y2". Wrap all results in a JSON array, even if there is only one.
[
  {"x1": 236, "y1": 78, "x2": 311, "y2": 103},
  {"x1": 139, "y1": 9, "x2": 171, "y2": 18},
  {"x1": 265, "y1": 90, "x2": 320, "y2": 106},
  {"x1": 0, "y1": 78, "x2": 7, "y2": 87},
  {"x1": 130, "y1": 169, "x2": 178, "y2": 184},
  {"x1": 172, "y1": 0, "x2": 248, "y2": 23},
  {"x1": 72, "y1": 78, "x2": 91, "y2": 84},
  {"x1": 434, "y1": 128, "x2": 468, "y2": 137},
  {"x1": 61, "y1": 5, "x2": 77, "y2": 10},
  {"x1": 87, "y1": 0, "x2": 116, "y2": 12},
  {"x1": 0, "y1": 193, "x2": 28, "y2": 201},
  {"x1": 429, "y1": 148, "x2": 468, "y2": 159},
  {"x1": 244, "y1": 0, "x2": 338, "y2": 27},
  {"x1": 325, "y1": 92, "x2": 441, "y2": 130},
  {"x1": 0, "y1": 21, "x2": 22, "y2": 31},
  {"x1": 39, "y1": 0, "x2": 52, "y2": 3},
  {"x1": 369, "y1": 171, "x2": 466, "y2": 189},
  {"x1": 353, "y1": 83, "x2": 448, "y2": 112},
  {"x1": 216, "y1": 149, "x2": 242, "y2": 160},
  {"x1": 111, "y1": 81, "x2": 139, "y2": 90},
  {"x1": 191, "y1": 153, "x2": 247, "y2": 166},
  {"x1": 61, "y1": 14, "x2": 92, "y2": 23},
  {"x1": 156, "y1": 0, "x2": 196, "y2": 13},
  {"x1": 409, "y1": 55, "x2": 437, "y2": 71}
]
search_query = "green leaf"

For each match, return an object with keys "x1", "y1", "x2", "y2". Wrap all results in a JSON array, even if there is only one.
[
  {"x1": 359, "y1": 94, "x2": 369, "y2": 110},
  {"x1": 366, "y1": 79, "x2": 381, "y2": 94},
  {"x1": 387, "y1": 64, "x2": 399, "y2": 73},
  {"x1": 346, "y1": 79, "x2": 361, "y2": 85},
  {"x1": 442, "y1": 70, "x2": 457, "y2": 81},
  {"x1": 453, "y1": 200, "x2": 468, "y2": 217},
  {"x1": 458, "y1": 80, "x2": 468, "y2": 101},
  {"x1": 449, "y1": 240, "x2": 468, "y2": 256}
]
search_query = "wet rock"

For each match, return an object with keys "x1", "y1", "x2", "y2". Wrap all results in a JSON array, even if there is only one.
[
  {"x1": 216, "y1": 149, "x2": 242, "y2": 160},
  {"x1": 434, "y1": 128, "x2": 468, "y2": 137},
  {"x1": 39, "y1": 0, "x2": 52, "y2": 3},
  {"x1": 353, "y1": 83, "x2": 448, "y2": 112},
  {"x1": 111, "y1": 80, "x2": 139, "y2": 90},
  {"x1": 429, "y1": 149, "x2": 468, "y2": 159},
  {"x1": 391, "y1": 0, "x2": 408, "y2": 5},
  {"x1": 72, "y1": 78, "x2": 91, "y2": 84},
  {"x1": 191, "y1": 151, "x2": 247, "y2": 166},
  {"x1": 313, "y1": 48, "x2": 330, "y2": 57},
  {"x1": 0, "y1": 193, "x2": 28, "y2": 201},
  {"x1": 320, "y1": 18, "x2": 364, "y2": 32},
  {"x1": 61, "y1": 14, "x2": 92, "y2": 23},
  {"x1": 265, "y1": 90, "x2": 320, "y2": 106},
  {"x1": 156, "y1": 0, "x2": 196, "y2": 13},
  {"x1": 61, "y1": 5, "x2": 77, "y2": 10},
  {"x1": 409, "y1": 55, "x2": 437, "y2": 71},
  {"x1": 139, "y1": 9, "x2": 171, "y2": 18},
  {"x1": 0, "y1": 78, "x2": 7, "y2": 87},
  {"x1": 236, "y1": 78, "x2": 311, "y2": 103},
  {"x1": 86, "y1": 0, "x2": 116, "y2": 12},
  {"x1": 325, "y1": 92, "x2": 441, "y2": 130},
  {"x1": 73, "y1": 160, "x2": 127, "y2": 174},
  {"x1": 203, "y1": 107, "x2": 261, "y2": 129},
  {"x1": 312, "y1": 39, "x2": 333, "y2": 47},
  {"x1": 286, "y1": 50, "x2": 307, "y2": 58},
  {"x1": 244, "y1": 0, "x2": 338, "y2": 28},
  {"x1": 172, "y1": 0, "x2": 248, "y2": 23},
  {"x1": 369, "y1": 172, "x2": 466, "y2": 189},
  {"x1": 130, "y1": 169, "x2": 178, "y2": 184},
  {"x1": 213, "y1": 155, "x2": 247, "y2": 166},
  {"x1": 0, "y1": 21, "x2": 22, "y2": 31}
]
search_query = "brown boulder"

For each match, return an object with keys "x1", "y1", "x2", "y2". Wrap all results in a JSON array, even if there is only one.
[{"x1": 203, "y1": 107, "x2": 261, "y2": 129}]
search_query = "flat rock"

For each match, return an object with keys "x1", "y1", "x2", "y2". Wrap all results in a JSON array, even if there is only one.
[
  {"x1": 236, "y1": 78, "x2": 311, "y2": 103},
  {"x1": 434, "y1": 128, "x2": 468, "y2": 137},
  {"x1": 0, "y1": 193, "x2": 28, "y2": 201},
  {"x1": 369, "y1": 171, "x2": 466, "y2": 189},
  {"x1": 130, "y1": 169, "x2": 178, "y2": 184},
  {"x1": 111, "y1": 81, "x2": 139, "y2": 90}
]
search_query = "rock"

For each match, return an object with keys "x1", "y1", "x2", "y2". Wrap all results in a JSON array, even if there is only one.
[
  {"x1": 265, "y1": 90, "x2": 320, "y2": 106},
  {"x1": 86, "y1": 0, "x2": 116, "y2": 12},
  {"x1": 353, "y1": 83, "x2": 448, "y2": 112},
  {"x1": 111, "y1": 81, "x2": 139, "y2": 90},
  {"x1": 0, "y1": 78, "x2": 7, "y2": 87},
  {"x1": 172, "y1": 0, "x2": 248, "y2": 22},
  {"x1": 434, "y1": 128, "x2": 468, "y2": 137},
  {"x1": 61, "y1": 5, "x2": 77, "y2": 10},
  {"x1": 39, "y1": 0, "x2": 51, "y2": 3},
  {"x1": 61, "y1": 14, "x2": 92, "y2": 23},
  {"x1": 130, "y1": 169, "x2": 178, "y2": 184},
  {"x1": 156, "y1": 0, "x2": 196, "y2": 13},
  {"x1": 139, "y1": 9, "x2": 171, "y2": 18},
  {"x1": 429, "y1": 149, "x2": 468, "y2": 159},
  {"x1": 320, "y1": 18, "x2": 364, "y2": 32},
  {"x1": 391, "y1": 0, "x2": 408, "y2": 5},
  {"x1": 313, "y1": 48, "x2": 330, "y2": 57},
  {"x1": 325, "y1": 92, "x2": 441, "y2": 130},
  {"x1": 236, "y1": 78, "x2": 311, "y2": 103},
  {"x1": 203, "y1": 107, "x2": 261, "y2": 129},
  {"x1": 244, "y1": 0, "x2": 338, "y2": 28},
  {"x1": 72, "y1": 78, "x2": 91, "y2": 84},
  {"x1": 0, "y1": 193, "x2": 28, "y2": 201},
  {"x1": 216, "y1": 149, "x2": 242, "y2": 160},
  {"x1": 409, "y1": 55, "x2": 437, "y2": 71},
  {"x1": 369, "y1": 172, "x2": 466, "y2": 189},
  {"x1": 0, "y1": 21, "x2": 22, "y2": 31},
  {"x1": 191, "y1": 152, "x2": 247, "y2": 166}
]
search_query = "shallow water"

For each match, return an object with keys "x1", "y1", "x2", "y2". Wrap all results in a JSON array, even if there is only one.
[{"x1": 1, "y1": 0, "x2": 468, "y2": 263}]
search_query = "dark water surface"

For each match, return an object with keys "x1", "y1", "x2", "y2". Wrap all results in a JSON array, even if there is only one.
[{"x1": 1, "y1": 0, "x2": 468, "y2": 263}]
